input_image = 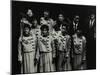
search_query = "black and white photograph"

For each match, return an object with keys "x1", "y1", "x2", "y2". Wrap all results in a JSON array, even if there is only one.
[{"x1": 11, "y1": 0, "x2": 96, "y2": 74}]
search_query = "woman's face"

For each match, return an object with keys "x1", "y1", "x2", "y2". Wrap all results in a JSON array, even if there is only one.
[
  {"x1": 42, "y1": 28, "x2": 48, "y2": 36},
  {"x1": 58, "y1": 14, "x2": 64, "y2": 21},
  {"x1": 44, "y1": 11, "x2": 49, "y2": 18},
  {"x1": 27, "y1": 9, "x2": 33, "y2": 17},
  {"x1": 33, "y1": 20, "x2": 38, "y2": 27},
  {"x1": 42, "y1": 28, "x2": 47, "y2": 34},
  {"x1": 62, "y1": 26, "x2": 66, "y2": 32},
  {"x1": 24, "y1": 27, "x2": 30, "y2": 35}
]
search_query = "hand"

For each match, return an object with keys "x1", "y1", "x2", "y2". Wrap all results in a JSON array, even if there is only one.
[{"x1": 18, "y1": 57, "x2": 22, "y2": 64}]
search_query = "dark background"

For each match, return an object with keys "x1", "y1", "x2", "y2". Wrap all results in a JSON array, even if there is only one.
[{"x1": 12, "y1": 1, "x2": 96, "y2": 74}]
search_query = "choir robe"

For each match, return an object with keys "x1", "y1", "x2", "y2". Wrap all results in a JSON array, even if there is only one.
[
  {"x1": 57, "y1": 34, "x2": 71, "y2": 71},
  {"x1": 18, "y1": 34, "x2": 38, "y2": 73},
  {"x1": 38, "y1": 35, "x2": 55, "y2": 72},
  {"x1": 72, "y1": 34, "x2": 86, "y2": 70},
  {"x1": 51, "y1": 30, "x2": 61, "y2": 71}
]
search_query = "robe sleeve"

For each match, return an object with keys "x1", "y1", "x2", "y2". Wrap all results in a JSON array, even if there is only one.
[
  {"x1": 18, "y1": 37, "x2": 22, "y2": 62},
  {"x1": 35, "y1": 37, "x2": 40, "y2": 61},
  {"x1": 50, "y1": 35, "x2": 57, "y2": 58},
  {"x1": 71, "y1": 35, "x2": 74, "y2": 58},
  {"x1": 82, "y1": 36, "x2": 87, "y2": 61},
  {"x1": 65, "y1": 36, "x2": 71, "y2": 58}
]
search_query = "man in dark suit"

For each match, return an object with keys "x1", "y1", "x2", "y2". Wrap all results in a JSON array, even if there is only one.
[
  {"x1": 86, "y1": 13, "x2": 96, "y2": 69},
  {"x1": 70, "y1": 15, "x2": 81, "y2": 35}
]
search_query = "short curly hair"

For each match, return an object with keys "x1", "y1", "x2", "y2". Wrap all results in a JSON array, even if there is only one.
[
  {"x1": 40, "y1": 25, "x2": 49, "y2": 31},
  {"x1": 23, "y1": 23, "x2": 31, "y2": 30}
]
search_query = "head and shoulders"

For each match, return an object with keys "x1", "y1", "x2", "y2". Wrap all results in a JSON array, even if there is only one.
[
  {"x1": 40, "y1": 10, "x2": 54, "y2": 24},
  {"x1": 39, "y1": 24, "x2": 51, "y2": 39},
  {"x1": 58, "y1": 23, "x2": 70, "y2": 39},
  {"x1": 72, "y1": 30, "x2": 86, "y2": 42},
  {"x1": 19, "y1": 23, "x2": 36, "y2": 42}
]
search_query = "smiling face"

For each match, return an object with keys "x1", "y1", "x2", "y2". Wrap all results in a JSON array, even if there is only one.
[{"x1": 23, "y1": 26, "x2": 30, "y2": 36}]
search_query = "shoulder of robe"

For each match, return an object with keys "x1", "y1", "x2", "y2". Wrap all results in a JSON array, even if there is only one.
[
  {"x1": 47, "y1": 35, "x2": 53, "y2": 41},
  {"x1": 20, "y1": 17, "x2": 26, "y2": 21},
  {"x1": 49, "y1": 18, "x2": 54, "y2": 21},
  {"x1": 58, "y1": 35, "x2": 63, "y2": 39},
  {"x1": 72, "y1": 34, "x2": 76, "y2": 38},
  {"x1": 31, "y1": 33, "x2": 36, "y2": 39},
  {"x1": 58, "y1": 31, "x2": 61, "y2": 34},
  {"x1": 40, "y1": 17, "x2": 44, "y2": 20},
  {"x1": 38, "y1": 35, "x2": 42, "y2": 40},
  {"x1": 34, "y1": 34, "x2": 37, "y2": 37},
  {"x1": 30, "y1": 30, "x2": 33, "y2": 35},
  {"x1": 19, "y1": 36, "x2": 23, "y2": 42},
  {"x1": 47, "y1": 35, "x2": 51, "y2": 39}
]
